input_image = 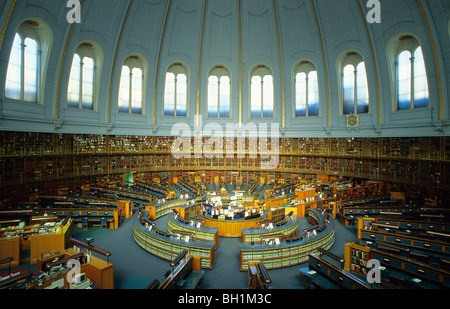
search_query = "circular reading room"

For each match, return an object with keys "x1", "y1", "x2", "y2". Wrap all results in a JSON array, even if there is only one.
[{"x1": 0, "y1": 0, "x2": 449, "y2": 293}]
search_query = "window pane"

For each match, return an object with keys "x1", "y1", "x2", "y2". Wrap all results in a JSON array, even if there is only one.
[
  {"x1": 176, "y1": 74, "x2": 187, "y2": 117},
  {"x1": 164, "y1": 72, "x2": 175, "y2": 116},
  {"x1": 343, "y1": 65, "x2": 355, "y2": 115},
  {"x1": 295, "y1": 72, "x2": 307, "y2": 117},
  {"x1": 5, "y1": 34, "x2": 22, "y2": 100},
  {"x1": 356, "y1": 62, "x2": 369, "y2": 114},
  {"x1": 67, "y1": 54, "x2": 81, "y2": 108},
  {"x1": 82, "y1": 57, "x2": 94, "y2": 110},
  {"x1": 219, "y1": 76, "x2": 230, "y2": 118},
  {"x1": 262, "y1": 75, "x2": 273, "y2": 117},
  {"x1": 251, "y1": 76, "x2": 261, "y2": 118},
  {"x1": 413, "y1": 47, "x2": 429, "y2": 108},
  {"x1": 208, "y1": 76, "x2": 219, "y2": 117},
  {"x1": 308, "y1": 71, "x2": 319, "y2": 116},
  {"x1": 118, "y1": 66, "x2": 130, "y2": 113},
  {"x1": 398, "y1": 50, "x2": 411, "y2": 110},
  {"x1": 131, "y1": 68, "x2": 143, "y2": 114},
  {"x1": 23, "y1": 38, "x2": 39, "y2": 102}
]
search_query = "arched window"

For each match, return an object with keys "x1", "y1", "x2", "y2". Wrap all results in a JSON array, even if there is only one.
[
  {"x1": 397, "y1": 46, "x2": 429, "y2": 110},
  {"x1": 118, "y1": 56, "x2": 145, "y2": 114},
  {"x1": 397, "y1": 50, "x2": 411, "y2": 110},
  {"x1": 5, "y1": 34, "x2": 26, "y2": 100},
  {"x1": 164, "y1": 63, "x2": 188, "y2": 117},
  {"x1": 250, "y1": 66, "x2": 273, "y2": 118},
  {"x1": 208, "y1": 66, "x2": 231, "y2": 118},
  {"x1": 341, "y1": 52, "x2": 369, "y2": 115},
  {"x1": 5, "y1": 20, "x2": 50, "y2": 103},
  {"x1": 67, "y1": 42, "x2": 101, "y2": 110},
  {"x1": 294, "y1": 61, "x2": 319, "y2": 117},
  {"x1": 389, "y1": 35, "x2": 429, "y2": 111},
  {"x1": 68, "y1": 54, "x2": 94, "y2": 110}
]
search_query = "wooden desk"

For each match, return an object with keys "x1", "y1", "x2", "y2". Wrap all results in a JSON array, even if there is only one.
[
  {"x1": 298, "y1": 267, "x2": 340, "y2": 289},
  {"x1": 33, "y1": 249, "x2": 114, "y2": 289},
  {"x1": 241, "y1": 215, "x2": 298, "y2": 245},
  {"x1": 133, "y1": 214, "x2": 216, "y2": 269},
  {"x1": 0, "y1": 237, "x2": 20, "y2": 268},
  {"x1": 66, "y1": 248, "x2": 114, "y2": 289},
  {"x1": 167, "y1": 213, "x2": 219, "y2": 248},
  {"x1": 240, "y1": 209, "x2": 335, "y2": 271},
  {"x1": 201, "y1": 215, "x2": 263, "y2": 238},
  {"x1": 180, "y1": 270, "x2": 205, "y2": 289}
]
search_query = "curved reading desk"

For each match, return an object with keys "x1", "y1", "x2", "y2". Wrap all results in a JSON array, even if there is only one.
[
  {"x1": 132, "y1": 212, "x2": 216, "y2": 269},
  {"x1": 240, "y1": 209, "x2": 335, "y2": 271},
  {"x1": 167, "y1": 212, "x2": 219, "y2": 249},
  {"x1": 200, "y1": 213, "x2": 265, "y2": 238},
  {"x1": 137, "y1": 193, "x2": 336, "y2": 272},
  {"x1": 241, "y1": 215, "x2": 299, "y2": 243},
  {"x1": 145, "y1": 197, "x2": 204, "y2": 220}
]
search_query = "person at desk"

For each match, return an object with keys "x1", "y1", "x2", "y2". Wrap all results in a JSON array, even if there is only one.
[{"x1": 234, "y1": 210, "x2": 245, "y2": 219}]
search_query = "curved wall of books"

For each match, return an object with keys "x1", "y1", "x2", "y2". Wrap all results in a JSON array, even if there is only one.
[{"x1": 240, "y1": 209, "x2": 335, "y2": 271}]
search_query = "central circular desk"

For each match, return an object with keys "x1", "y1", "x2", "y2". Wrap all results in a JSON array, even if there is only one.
[{"x1": 200, "y1": 214, "x2": 264, "y2": 238}]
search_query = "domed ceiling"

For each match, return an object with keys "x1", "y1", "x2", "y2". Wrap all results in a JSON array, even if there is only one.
[{"x1": 0, "y1": 0, "x2": 448, "y2": 137}]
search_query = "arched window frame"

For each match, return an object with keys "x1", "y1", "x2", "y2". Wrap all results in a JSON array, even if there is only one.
[
  {"x1": 393, "y1": 36, "x2": 429, "y2": 111},
  {"x1": 4, "y1": 19, "x2": 52, "y2": 105},
  {"x1": 340, "y1": 52, "x2": 370, "y2": 115},
  {"x1": 118, "y1": 55, "x2": 146, "y2": 115},
  {"x1": 250, "y1": 65, "x2": 274, "y2": 119},
  {"x1": 293, "y1": 61, "x2": 320, "y2": 117},
  {"x1": 207, "y1": 66, "x2": 231, "y2": 118},
  {"x1": 67, "y1": 42, "x2": 102, "y2": 111},
  {"x1": 164, "y1": 63, "x2": 189, "y2": 117}
]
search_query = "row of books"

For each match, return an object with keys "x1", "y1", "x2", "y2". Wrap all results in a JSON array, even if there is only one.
[
  {"x1": 1, "y1": 132, "x2": 448, "y2": 161},
  {"x1": 1, "y1": 135, "x2": 449, "y2": 189}
]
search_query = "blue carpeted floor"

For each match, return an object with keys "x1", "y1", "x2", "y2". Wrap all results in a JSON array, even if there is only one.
[
  {"x1": 72, "y1": 209, "x2": 360, "y2": 289},
  {"x1": 1, "y1": 208, "x2": 360, "y2": 289}
]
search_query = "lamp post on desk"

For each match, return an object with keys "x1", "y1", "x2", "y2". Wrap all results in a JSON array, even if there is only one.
[{"x1": 84, "y1": 238, "x2": 94, "y2": 262}]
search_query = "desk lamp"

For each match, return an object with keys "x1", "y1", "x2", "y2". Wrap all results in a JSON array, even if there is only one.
[{"x1": 85, "y1": 238, "x2": 94, "y2": 258}]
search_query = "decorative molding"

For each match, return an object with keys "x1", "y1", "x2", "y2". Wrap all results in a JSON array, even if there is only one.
[
  {"x1": 0, "y1": 0, "x2": 17, "y2": 52},
  {"x1": 357, "y1": 0, "x2": 382, "y2": 125},
  {"x1": 107, "y1": 0, "x2": 134, "y2": 124},
  {"x1": 417, "y1": 0, "x2": 444, "y2": 121},
  {"x1": 310, "y1": 0, "x2": 331, "y2": 128},
  {"x1": 196, "y1": 0, "x2": 208, "y2": 127},
  {"x1": 153, "y1": 0, "x2": 173, "y2": 126},
  {"x1": 272, "y1": 0, "x2": 285, "y2": 128},
  {"x1": 55, "y1": 0, "x2": 84, "y2": 121}
]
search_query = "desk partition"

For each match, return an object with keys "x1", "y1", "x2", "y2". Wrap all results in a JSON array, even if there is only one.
[
  {"x1": 167, "y1": 213, "x2": 219, "y2": 249},
  {"x1": 360, "y1": 229, "x2": 450, "y2": 256},
  {"x1": 240, "y1": 209, "x2": 335, "y2": 271},
  {"x1": 145, "y1": 197, "x2": 203, "y2": 220},
  {"x1": 241, "y1": 215, "x2": 298, "y2": 243},
  {"x1": 201, "y1": 214, "x2": 263, "y2": 238},
  {"x1": 132, "y1": 213, "x2": 216, "y2": 269}
]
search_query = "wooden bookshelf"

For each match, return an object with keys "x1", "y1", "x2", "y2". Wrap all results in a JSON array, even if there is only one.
[
  {"x1": 344, "y1": 243, "x2": 371, "y2": 276},
  {"x1": 1, "y1": 132, "x2": 449, "y2": 195},
  {"x1": 133, "y1": 216, "x2": 216, "y2": 270},
  {"x1": 240, "y1": 209, "x2": 335, "y2": 271}
]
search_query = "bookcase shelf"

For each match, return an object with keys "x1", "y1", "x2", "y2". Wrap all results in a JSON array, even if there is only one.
[
  {"x1": 0, "y1": 132, "x2": 449, "y2": 193},
  {"x1": 344, "y1": 243, "x2": 371, "y2": 276},
  {"x1": 133, "y1": 218, "x2": 216, "y2": 270},
  {"x1": 240, "y1": 209, "x2": 335, "y2": 271}
]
